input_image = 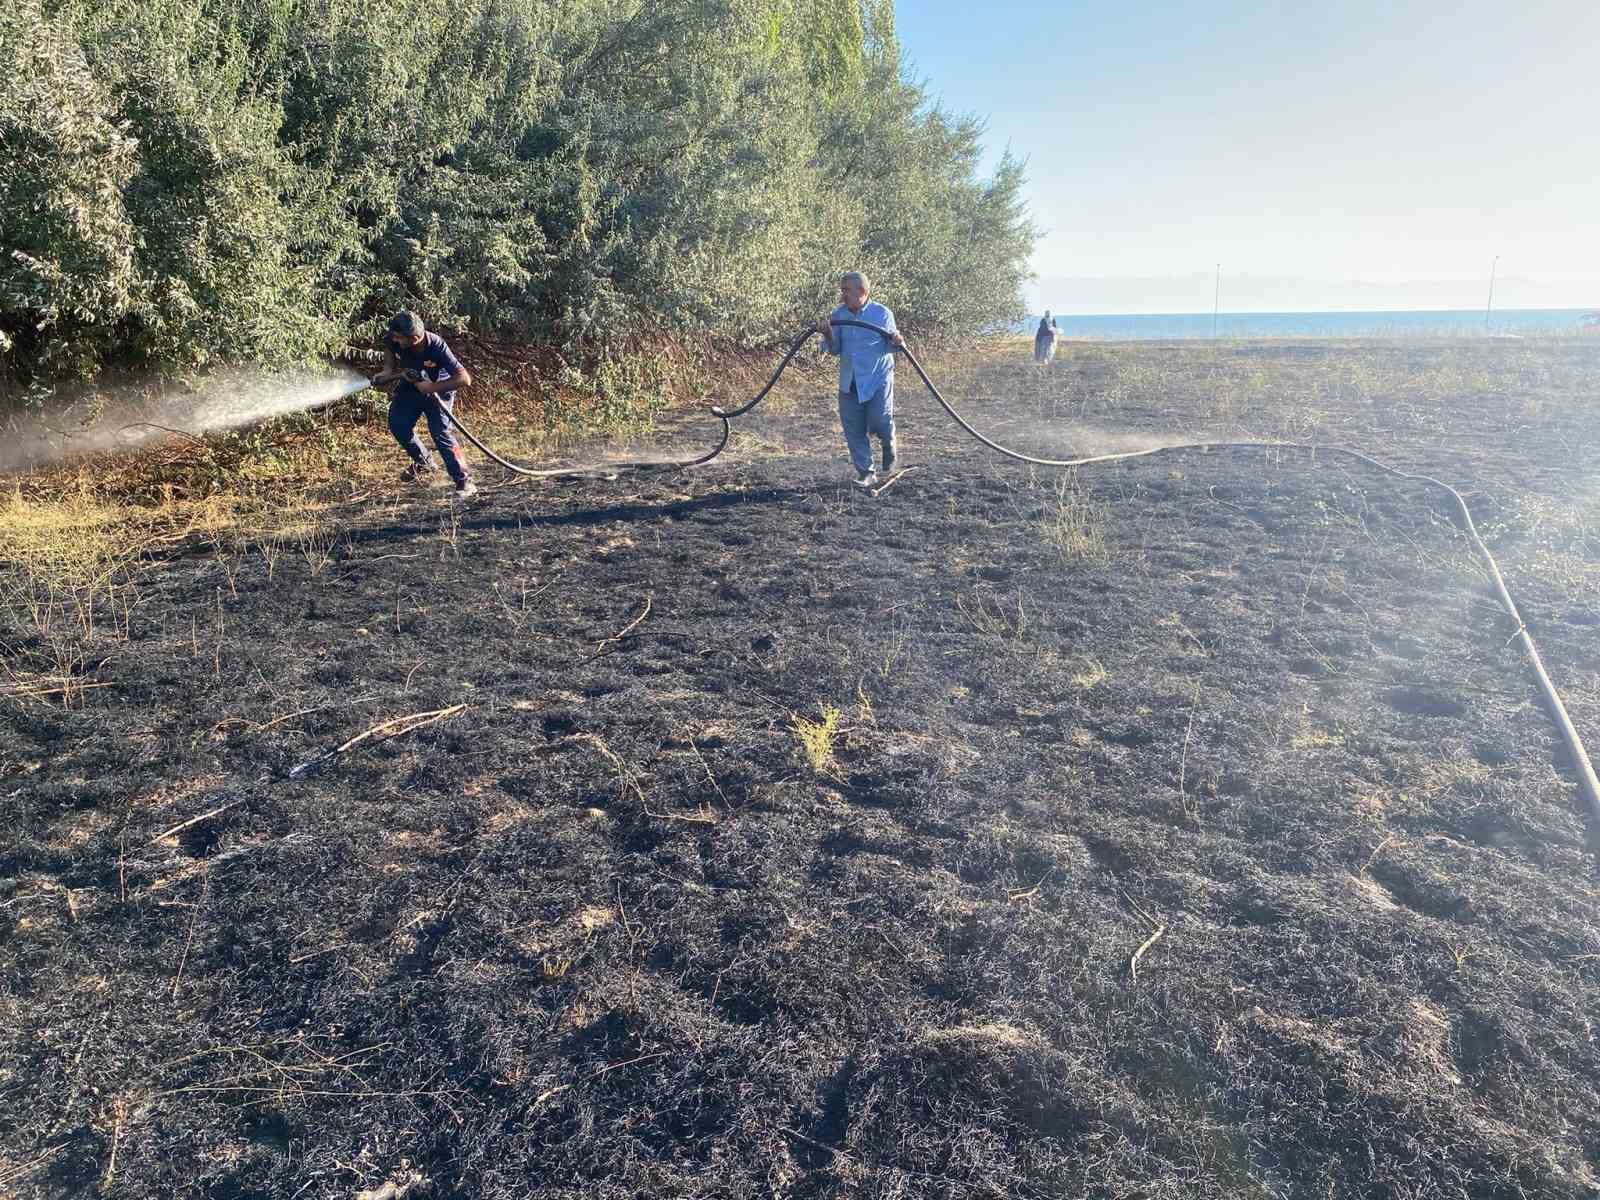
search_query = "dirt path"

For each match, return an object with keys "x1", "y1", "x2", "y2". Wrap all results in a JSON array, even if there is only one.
[{"x1": 4, "y1": 338, "x2": 1600, "y2": 1198}]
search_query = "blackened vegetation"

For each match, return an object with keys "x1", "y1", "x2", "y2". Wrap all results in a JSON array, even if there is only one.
[{"x1": 6, "y1": 339, "x2": 1600, "y2": 1198}]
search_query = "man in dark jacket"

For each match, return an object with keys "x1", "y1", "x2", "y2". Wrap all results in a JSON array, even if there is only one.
[
  {"x1": 1034, "y1": 310, "x2": 1060, "y2": 363},
  {"x1": 375, "y1": 311, "x2": 477, "y2": 498}
]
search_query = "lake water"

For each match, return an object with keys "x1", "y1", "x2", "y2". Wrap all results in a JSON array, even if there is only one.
[{"x1": 1021, "y1": 308, "x2": 1597, "y2": 340}]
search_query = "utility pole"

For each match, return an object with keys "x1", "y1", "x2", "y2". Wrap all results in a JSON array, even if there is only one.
[
  {"x1": 1212, "y1": 264, "x2": 1221, "y2": 339},
  {"x1": 1484, "y1": 255, "x2": 1498, "y2": 332}
]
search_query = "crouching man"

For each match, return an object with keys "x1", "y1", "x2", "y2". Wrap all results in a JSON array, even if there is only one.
[
  {"x1": 375, "y1": 311, "x2": 477, "y2": 499},
  {"x1": 817, "y1": 271, "x2": 905, "y2": 489}
]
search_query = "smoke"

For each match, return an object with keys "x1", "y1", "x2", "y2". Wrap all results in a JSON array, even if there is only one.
[
  {"x1": 1016, "y1": 421, "x2": 1249, "y2": 462},
  {"x1": 2, "y1": 366, "x2": 372, "y2": 474}
]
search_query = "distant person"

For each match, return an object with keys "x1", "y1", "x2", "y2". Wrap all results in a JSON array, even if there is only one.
[
  {"x1": 1034, "y1": 310, "x2": 1061, "y2": 363},
  {"x1": 817, "y1": 271, "x2": 905, "y2": 489},
  {"x1": 374, "y1": 311, "x2": 477, "y2": 498}
]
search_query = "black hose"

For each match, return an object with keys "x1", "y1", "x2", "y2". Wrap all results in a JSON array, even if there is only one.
[
  {"x1": 432, "y1": 324, "x2": 818, "y2": 480},
  {"x1": 438, "y1": 319, "x2": 1600, "y2": 825}
]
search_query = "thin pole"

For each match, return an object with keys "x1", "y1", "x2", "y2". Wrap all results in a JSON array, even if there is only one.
[
  {"x1": 1212, "y1": 264, "x2": 1221, "y2": 338},
  {"x1": 1485, "y1": 255, "x2": 1498, "y2": 331}
]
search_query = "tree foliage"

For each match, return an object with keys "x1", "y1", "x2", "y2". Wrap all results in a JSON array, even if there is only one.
[{"x1": 1, "y1": 0, "x2": 1035, "y2": 394}]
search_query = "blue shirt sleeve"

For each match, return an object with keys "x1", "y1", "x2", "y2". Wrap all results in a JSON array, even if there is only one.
[
  {"x1": 432, "y1": 337, "x2": 464, "y2": 379},
  {"x1": 823, "y1": 306, "x2": 846, "y2": 357}
]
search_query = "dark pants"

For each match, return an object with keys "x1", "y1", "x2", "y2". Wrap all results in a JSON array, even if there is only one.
[{"x1": 389, "y1": 391, "x2": 469, "y2": 483}]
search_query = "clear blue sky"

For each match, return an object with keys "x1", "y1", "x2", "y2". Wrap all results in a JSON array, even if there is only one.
[{"x1": 892, "y1": 0, "x2": 1600, "y2": 311}]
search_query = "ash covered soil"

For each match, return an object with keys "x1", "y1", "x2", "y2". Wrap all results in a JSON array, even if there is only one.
[{"x1": 6, "y1": 338, "x2": 1600, "y2": 1198}]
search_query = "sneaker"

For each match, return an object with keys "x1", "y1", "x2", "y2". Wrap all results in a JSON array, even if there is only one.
[
  {"x1": 453, "y1": 478, "x2": 478, "y2": 499},
  {"x1": 881, "y1": 445, "x2": 897, "y2": 475},
  {"x1": 400, "y1": 461, "x2": 443, "y2": 486},
  {"x1": 853, "y1": 469, "x2": 878, "y2": 490}
]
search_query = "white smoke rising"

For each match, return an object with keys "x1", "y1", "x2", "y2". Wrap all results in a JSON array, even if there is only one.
[
  {"x1": 1009, "y1": 420, "x2": 1257, "y2": 462},
  {"x1": 2, "y1": 366, "x2": 372, "y2": 474}
]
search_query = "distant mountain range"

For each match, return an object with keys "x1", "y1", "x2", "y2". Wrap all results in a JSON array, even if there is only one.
[{"x1": 1026, "y1": 273, "x2": 1600, "y2": 315}]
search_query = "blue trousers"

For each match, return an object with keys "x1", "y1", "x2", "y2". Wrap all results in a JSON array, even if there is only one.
[
  {"x1": 838, "y1": 380, "x2": 895, "y2": 473},
  {"x1": 389, "y1": 391, "x2": 469, "y2": 483}
]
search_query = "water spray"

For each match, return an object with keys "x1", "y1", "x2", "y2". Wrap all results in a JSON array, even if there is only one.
[{"x1": 1, "y1": 365, "x2": 372, "y2": 474}]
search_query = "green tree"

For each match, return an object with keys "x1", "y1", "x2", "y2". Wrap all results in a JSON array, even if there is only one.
[
  {"x1": 2, "y1": 0, "x2": 1037, "y2": 405},
  {"x1": 0, "y1": 0, "x2": 139, "y2": 381}
]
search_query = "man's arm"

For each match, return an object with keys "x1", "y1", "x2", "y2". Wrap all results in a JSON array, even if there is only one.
[
  {"x1": 417, "y1": 342, "x2": 472, "y2": 394},
  {"x1": 417, "y1": 367, "x2": 471, "y2": 394},
  {"x1": 881, "y1": 306, "x2": 905, "y2": 349},
  {"x1": 372, "y1": 348, "x2": 402, "y2": 390},
  {"x1": 817, "y1": 309, "x2": 840, "y2": 355}
]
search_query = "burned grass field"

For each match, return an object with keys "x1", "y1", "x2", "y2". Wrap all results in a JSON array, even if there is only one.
[{"x1": 5, "y1": 337, "x2": 1600, "y2": 1198}]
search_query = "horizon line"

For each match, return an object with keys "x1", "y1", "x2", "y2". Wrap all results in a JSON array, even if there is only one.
[{"x1": 1024, "y1": 304, "x2": 1597, "y2": 317}]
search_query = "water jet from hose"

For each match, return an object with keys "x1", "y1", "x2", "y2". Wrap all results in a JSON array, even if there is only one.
[{"x1": 2, "y1": 365, "x2": 371, "y2": 474}]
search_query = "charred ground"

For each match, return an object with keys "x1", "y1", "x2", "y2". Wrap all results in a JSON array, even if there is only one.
[{"x1": 5, "y1": 337, "x2": 1600, "y2": 1198}]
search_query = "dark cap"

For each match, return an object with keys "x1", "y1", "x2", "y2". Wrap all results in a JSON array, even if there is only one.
[{"x1": 387, "y1": 311, "x2": 424, "y2": 337}]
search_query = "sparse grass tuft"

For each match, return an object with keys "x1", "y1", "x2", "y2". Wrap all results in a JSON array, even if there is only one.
[
  {"x1": 956, "y1": 589, "x2": 1028, "y2": 641},
  {"x1": 792, "y1": 704, "x2": 843, "y2": 775},
  {"x1": 0, "y1": 482, "x2": 150, "y2": 649},
  {"x1": 1069, "y1": 657, "x2": 1108, "y2": 689},
  {"x1": 1038, "y1": 474, "x2": 1109, "y2": 563},
  {"x1": 1290, "y1": 716, "x2": 1346, "y2": 750},
  {"x1": 298, "y1": 522, "x2": 340, "y2": 574}
]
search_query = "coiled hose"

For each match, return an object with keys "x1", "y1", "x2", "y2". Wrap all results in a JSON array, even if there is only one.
[{"x1": 438, "y1": 318, "x2": 1600, "y2": 826}]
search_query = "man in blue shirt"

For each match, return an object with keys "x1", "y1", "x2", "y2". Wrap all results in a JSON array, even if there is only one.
[
  {"x1": 817, "y1": 271, "x2": 905, "y2": 489},
  {"x1": 374, "y1": 311, "x2": 477, "y2": 498}
]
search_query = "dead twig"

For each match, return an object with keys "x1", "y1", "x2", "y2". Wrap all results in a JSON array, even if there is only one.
[
  {"x1": 100, "y1": 1097, "x2": 127, "y2": 1195},
  {"x1": 288, "y1": 704, "x2": 469, "y2": 777},
  {"x1": 0, "y1": 1143, "x2": 69, "y2": 1190},
  {"x1": 645, "y1": 803, "x2": 719, "y2": 825},
  {"x1": 588, "y1": 594, "x2": 652, "y2": 658},
  {"x1": 528, "y1": 1082, "x2": 572, "y2": 1110},
  {"x1": 575, "y1": 733, "x2": 648, "y2": 805},
  {"x1": 1121, "y1": 888, "x2": 1167, "y2": 984},
  {"x1": 342, "y1": 553, "x2": 421, "y2": 568},
  {"x1": 116, "y1": 421, "x2": 210, "y2": 447},
  {"x1": 780, "y1": 1126, "x2": 856, "y2": 1160},
  {"x1": 214, "y1": 699, "x2": 380, "y2": 737},
  {"x1": 1362, "y1": 832, "x2": 1399, "y2": 875},
  {"x1": 590, "y1": 1049, "x2": 669, "y2": 1079},
  {"x1": 867, "y1": 464, "x2": 922, "y2": 496},
  {"x1": 686, "y1": 735, "x2": 729, "y2": 809},
  {"x1": 288, "y1": 943, "x2": 351, "y2": 965},
  {"x1": 534, "y1": 733, "x2": 595, "y2": 755},
  {"x1": 1007, "y1": 872, "x2": 1050, "y2": 904},
  {"x1": 142, "y1": 798, "x2": 244, "y2": 849},
  {"x1": 525, "y1": 1049, "x2": 670, "y2": 1115},
  {"x1": 255, "y1": 707, "x2": 320, "y2": 733},
  {"x1": 1178, "y1": 675, "x2": 1203, "y2": 823},
  {"x1": 1129, "y1": 923, "x2": 1167, "y2": 984},
  {"x1": 2, "y1": 681, "x2": 114, "y2": 702},
  {"x1": 356, "y1": 1173, "x2": 428, "y2": 1200},
  {"x1": 171, "y1": 867, "x2": 209, "y2": 1001}
]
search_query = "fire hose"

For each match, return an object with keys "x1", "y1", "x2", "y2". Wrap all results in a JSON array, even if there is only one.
[{"x1": 397, "y1": 319, "x2": 1600, "y2": 826}]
